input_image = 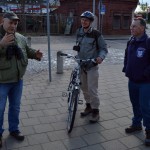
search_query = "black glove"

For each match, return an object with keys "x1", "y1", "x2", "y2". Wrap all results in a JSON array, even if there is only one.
[
  {"x1": 14, "y1": 45, "x2": 24, "y2": 60},
  {"x1": 81, "y1": 61, "x2": 97, "y2": 71},
  {"x1": 6, "y1": 45, "x2": 15, "y2": 60},
  {"x1": 6, "y1": 45, "x2": 24, "y2": 60}
]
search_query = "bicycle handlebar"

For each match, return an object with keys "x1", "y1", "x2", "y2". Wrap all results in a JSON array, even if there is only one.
[
  {"x1": 60, "y1": 53, "x2": 68, "y2": 57},
  {"x1": 60, "y1": 52, "x2": 97, "y2": 63}
]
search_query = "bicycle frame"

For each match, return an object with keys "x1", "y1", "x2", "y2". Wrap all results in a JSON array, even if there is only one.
[
  {"x1": 68, "y1": 63, "x2": 81, "y2": 94},
  {"x1": 60, "y1": 52, "x2": 96, "y2": 133}
]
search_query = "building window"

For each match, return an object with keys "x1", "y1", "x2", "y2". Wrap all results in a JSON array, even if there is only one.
[
  {"x1": 122, "y1": 15, "x2": 130, "y2": 29},
  {"x1": 113, "y1": 15, "x2": 121, "y2": 29}
]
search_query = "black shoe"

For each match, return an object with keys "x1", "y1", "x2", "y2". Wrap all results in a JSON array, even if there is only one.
[
  {"x1": 10, "y1": 131, "x2": 25, "y2": 141},
  {"x1": 125, "y1": 126, "x2": 142, "y2": 133},
  {"x1": 145, "y1": 130, "x2": 150, "y2": 146},
  {"x1": 0, "y1": 135, "x2": 2, "y2": 148},
  {"x1": 80, "y1": 103, "x2": 92, "y2": 117}
]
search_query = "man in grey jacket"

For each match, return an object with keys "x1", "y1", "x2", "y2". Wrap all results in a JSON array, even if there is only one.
[
  {"x1": 76, "y1": 11, "x2": 108, "y2": 123},
  {"x1": 0, "y1": 12, "x2": 43, "y2": 147}
]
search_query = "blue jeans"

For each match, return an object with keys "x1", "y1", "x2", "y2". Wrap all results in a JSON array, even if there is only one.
[
  {"x1": 0, "y1": 80, "x2": 23, "y2": 135},
  {"x1": 128, "y1": 80, "x2": 150, "y2": 130}
]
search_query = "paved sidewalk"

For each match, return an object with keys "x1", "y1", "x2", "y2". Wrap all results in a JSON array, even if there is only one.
[{"x1": 1, "y1": 35, "x2": 149, "y2": 150}]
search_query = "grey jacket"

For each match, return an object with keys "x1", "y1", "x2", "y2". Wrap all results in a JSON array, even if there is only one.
[{"x1": 76, "y1": 27, "x2": 108, "y2": 60}]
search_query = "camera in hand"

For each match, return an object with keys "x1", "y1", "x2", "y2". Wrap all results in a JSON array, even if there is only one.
[{"x1": 73, "y1": 45, "x2": 80, "y2": 52}]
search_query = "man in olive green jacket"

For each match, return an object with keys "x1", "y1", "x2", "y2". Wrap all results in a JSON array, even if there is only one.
[{"x1": 0, "y1": 12, "x2": 43, "y2": 147}]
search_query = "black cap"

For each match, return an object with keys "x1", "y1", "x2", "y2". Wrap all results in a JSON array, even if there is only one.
[{"x1": 3, "y1": 12, "x2": 20, "y2": 21}]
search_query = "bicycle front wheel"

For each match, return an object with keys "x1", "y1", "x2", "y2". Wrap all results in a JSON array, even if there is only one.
[{"x1": 67, "y1": 89, "x2": 79, "y2": 133}]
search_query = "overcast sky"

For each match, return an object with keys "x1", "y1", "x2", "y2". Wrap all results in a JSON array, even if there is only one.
[{"x1": 139, "y1": 0, "x2": 150, "y2": 5}]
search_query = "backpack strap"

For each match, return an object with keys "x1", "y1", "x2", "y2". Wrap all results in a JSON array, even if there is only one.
[
  {"x1": 76, "y1": 27, "x2": 86, "y2": 46},
  {"x1": 92, "y1": 29, "x2": 101, "y2": 50}
]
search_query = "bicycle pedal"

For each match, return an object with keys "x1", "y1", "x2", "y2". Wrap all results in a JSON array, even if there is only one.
[
  {"x1": 62, "y1": 92, "x2": 68, "y2": 97},
  {"x1": 78, "y1": 100, "x2": 83, "y2": 105}
]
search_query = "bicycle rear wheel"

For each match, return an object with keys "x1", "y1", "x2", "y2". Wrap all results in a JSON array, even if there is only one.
[{"x1": 67, "y1": 89, "x2": 79, "y2": 133}]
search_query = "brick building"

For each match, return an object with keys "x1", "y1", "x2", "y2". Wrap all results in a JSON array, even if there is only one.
[{"x1": 56, "y1": 0, "x2": 139, "y2": 35}]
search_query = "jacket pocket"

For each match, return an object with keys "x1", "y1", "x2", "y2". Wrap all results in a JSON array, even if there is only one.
[
  {"x1": 0, "y1": 58, "x2": 11, "y2": 70},
  {"x1": 18, "y1": 58, "x2": 28, "y2": 79},
  {"x1": 20, "y1": 58, "x2": 28, "y2": 66}
]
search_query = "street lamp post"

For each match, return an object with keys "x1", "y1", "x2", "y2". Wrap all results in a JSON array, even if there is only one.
[
  {"x1": 93, "y1": 0, "x2": 95, "y2": 15},
  {"x1": 47, "y1": 0, "x2": 52, "y2": 82}
]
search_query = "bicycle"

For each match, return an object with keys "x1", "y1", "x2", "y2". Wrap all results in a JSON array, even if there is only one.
[{"x1": 61, "y1": 52, "x2": 97, "y2": 133}]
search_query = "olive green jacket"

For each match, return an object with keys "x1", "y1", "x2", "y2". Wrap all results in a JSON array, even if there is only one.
[{"x1": 0, "y1": 25, "x2": 38, "y2": 83}]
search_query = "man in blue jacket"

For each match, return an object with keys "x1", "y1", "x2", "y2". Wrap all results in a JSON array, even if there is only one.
[{"x1": 123, "y1": 17, "x2": 150, "y2": 146}]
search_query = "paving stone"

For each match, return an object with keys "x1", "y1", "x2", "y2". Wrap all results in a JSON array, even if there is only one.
[
  {"x1": 101, "y1": 139, "x2": 127, "y2": 150},
  {"x1": 82, "y1": 133, "x2": 106, "y2": 145},
  {"x1": 27, "y1": 110, "x2": 44, "y2": 118},
  {"x1": 43, "y1": 109, "x2": 60, "y2": 116},
  {"x1": 21, "y1": 99, "x2": 36, "y2": 105},
  {"x1": 33, "y1": 124, "x2": 54, "y2": 133},
  {"x1": 129, "y1": 148, "x2": 142, "y2": 150},
  {"x1": 100, "y1": 112, "x2": 117, "y2": 121},
  {"x1": 35, "y1": 98, "x2": 50, "y2": 104},
  {"x1": 63, "y1": 137, "x2": 87, "y2": 149},
  {"x1": 21, "y1": 105, "x2": 32, "y2": 112},
  {"x1": 101, "y1": 128, "x2": 124, "y2": 140},
  {"x1": 139, "y1": 145, "x2": 150, "y2": 150},
  {"x1": 42, "y1": 141, "x2": 67, "y2": 150},
  {"x1": 67, "y1": 127, "x2": 87, "y2": 138},
  {"x1": 112, "y1": 109, "x2": 131, "y2": 117},
  {"x1": 114, "y1": 116, "x2": 131, "y2": 126},
  {"x1": 112, "y1": 102, "x2": 128, "y2": 110},
  {"x1": 31, "y1": 104, "x2": 47, "y2": 110},
  {"x1": 83, "y1": 123, "x2": 105, "y2": 133},
  {"x1": 110, "y1": 96, "x2": 127, "y2": 103},
  {"x1": 119, "y1": 135, "x2": 143, "y2": 148},
  {"x1": 80, "y1": 144, "x2": 104, "y2": 150},
  {"x1": 47, "y1": 130, "x2": 69, "y2": 141},
  {"x1": 27, "y1": 133, "x2": 49, "y2": 145},
  {"x1": 46, "y1": 102, "x2": 62, "y2": 109},
  {"x1": 21, "y1": 126, "x2": 35, "y2": 136},
  {"x1": 22, "y1": 118, "x2": 40, "y2": 126},
  {"x1": 18, "y1": 145, "x2": 42, "y2": 150},
  {"x1": 51, "y1": 121, "x2": 67, "y2": 130},
  {"x1": 100, "y1": 105, "x2": 116, "y2": 113},
  {"x1": 5, "y1": 137, "x2": 28, "y2": 149},
  {"x1": 109, "y1": 92, "x2": 123, "y2": 98},
  {"x1": 38, "y1": 116, "x2": 57, "y2": 124},
  {"x1": 100, "y1": 120, "x2": 119, "y2": 129},
  {"x1": 19, "y1": 112, "x2": 28, "y2": 119}
]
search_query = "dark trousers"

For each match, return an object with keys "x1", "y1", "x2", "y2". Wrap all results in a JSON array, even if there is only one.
[{"x1": 128, "y1": 80, "x2": 150, "y2": 130}]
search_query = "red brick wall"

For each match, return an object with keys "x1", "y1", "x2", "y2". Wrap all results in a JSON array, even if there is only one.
[{"x1": 57, "y1": 0, "x2": 138, "y2": 35}]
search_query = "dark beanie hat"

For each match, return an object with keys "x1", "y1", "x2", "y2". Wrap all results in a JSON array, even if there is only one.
[{"x1": 3, "y1": 12, "x2": 20, "y2": 21}]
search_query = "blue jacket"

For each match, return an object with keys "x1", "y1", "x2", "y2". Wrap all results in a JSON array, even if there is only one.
[{"x1": 123, "y1": 33, "x2": 150, "y2": 83}]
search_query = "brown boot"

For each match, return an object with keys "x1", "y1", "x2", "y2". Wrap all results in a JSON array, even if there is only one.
[
  {"x1": 80, "y1": 103, "x2": 92, "y2": 117},
  {"x1": 145, "y1": 130, "x2": 150, "y2": 146},
  {"x1": 89, "y1": 109, "x2": 100, "y2": 123}
]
